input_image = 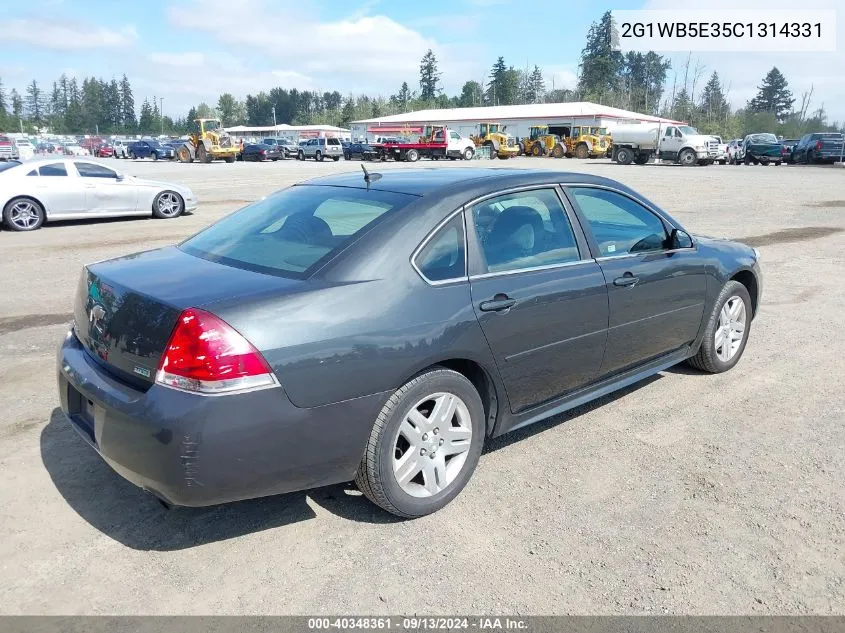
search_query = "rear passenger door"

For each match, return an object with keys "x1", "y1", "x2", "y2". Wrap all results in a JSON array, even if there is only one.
[
  {"x1": 466, "y1": 186, "x2": 609, "y2": 415},
  {"x1": 566, "y1": 186, "x2": 705, "y2": 377}
]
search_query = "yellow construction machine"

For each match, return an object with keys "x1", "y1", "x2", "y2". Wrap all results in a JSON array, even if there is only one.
[
  {"x1": 521, "y1": 125, "x2": 566, "y2": 158},
  {"x1": 470, "y1": 122, "x2": 519, "y2": 159},
  {"x1": 176, "y1": 118, "x2": 241, "y2": 163}
]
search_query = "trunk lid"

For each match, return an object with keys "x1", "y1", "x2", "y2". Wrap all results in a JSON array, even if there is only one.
[{"x1": 73, "y1": 246, "x2": 305, "y2": 388}]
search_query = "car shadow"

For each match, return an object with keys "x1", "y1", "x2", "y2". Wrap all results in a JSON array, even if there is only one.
[
  {"x1": 40, "y1": 409, "x2": 399, "y2": 551},
  {"x1": 483, "y1": 374, "x2": 662, "y2": 454}
]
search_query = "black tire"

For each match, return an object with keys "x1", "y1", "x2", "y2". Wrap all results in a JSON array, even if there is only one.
[
  {"x1": 298, "y1": 150, "x2": 304, "y2": 161},
  {"x1": 151, "y1": 152, "x2": 158, "y2": 161},
  {"x1": 806, "y1": 150, "x2": 814, "y2": 164},
  {"x1": 355, "y1": 367, "x2": 485, "y2": 518},
  {"x1": 316, "y1": 151, "x2": 323, "y2": 162},
  {"x1": 463, "y1": 147, "x2": 474, "y2": 160},
  {"x1": 552, "y1": 144, "x2": 565, "y2": 159},
  {"x1": 197, "y1": 145, "x2": 211, "y2": 163},
  {"x1": 225, "y1": 156, "x2": 236, "y2": 163},
  {"x1": 3, "y1": 197, "x2": 45, "y2": 231},
  {"x1": 616, "y1": 147, "x2": 633, "y2": 165},
  {"x1": 406, "y1": 149, "x2": 420, "y2": 162},
  {"x1": 679, "y1": 148, "x2": 697, "y2": 166},
  {"x1": 634, "y1": 152, "x2": 649, "y2": 165},
  {"x1": 686, "y1": 280, "x2": 753, "y2": 374},
  {"x1": 151, "y1": 191, "x2": 185, "y2": 219},
  {"x1": 333, "y1": 156, "x2": 340, "y2": 162},
  {"x1": 128, "y1": 151, "x2": 135, "y2": 160},
  {"x1": 517, "y1": 141, "x2": 525, "y2": 156},
  {"x1": 574, "y1": 143, "x2": 589, "y2": 159}
]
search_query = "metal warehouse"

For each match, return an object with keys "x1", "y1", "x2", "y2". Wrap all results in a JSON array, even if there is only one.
[{"x1": 351, "y1": 102, "x2": 682, "y2": 141}]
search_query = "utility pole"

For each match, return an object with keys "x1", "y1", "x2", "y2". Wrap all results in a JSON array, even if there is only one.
[
  {"x1": 272, "y1": 106, "x2": 276, "y2": 127},
  {"x1": 160, "y1": 97, "x2": 164, "y2": 135}
]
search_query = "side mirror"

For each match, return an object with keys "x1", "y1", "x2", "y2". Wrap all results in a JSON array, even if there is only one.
[
  {"x1": 670, "y1": 228, "x2": 693, "y2": 249},
  {"x1": 115, "y1": 173, "x2": 125, "y2": 181}
]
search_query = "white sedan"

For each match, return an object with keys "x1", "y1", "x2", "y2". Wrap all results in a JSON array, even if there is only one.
[{"x1": 0, "y1": 158, "x2": 197, "y2": 232}]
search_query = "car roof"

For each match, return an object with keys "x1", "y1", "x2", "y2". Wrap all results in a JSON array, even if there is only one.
[{"x1": 299, "y1": 167, "x2": 625, "y2": 197}]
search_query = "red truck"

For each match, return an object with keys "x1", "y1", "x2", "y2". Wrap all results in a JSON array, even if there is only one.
[{"x1": 373, "y1": 126, "x2": 476, "y2": 162}]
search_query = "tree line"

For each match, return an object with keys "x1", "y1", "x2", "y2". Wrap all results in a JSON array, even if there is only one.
[{"x1": 1, "y1": 10, "x2": 841, "y2": 139}]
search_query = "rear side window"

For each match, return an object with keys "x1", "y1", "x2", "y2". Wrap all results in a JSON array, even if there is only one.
[
  {"x1": 76, "y1": 162, "x2": 117, "y2": 178},
  {"x1": 39, "y1": 163, "x2": 68, "y2": 177},
  {"x1": 180, "y1": 185, "x2": 417, "y2": 278},
  {"x1": 327, "y1": 138, "x2": 340, "y2": 145},
  {"x1": 414, "y1": 215, "x2": 466, "y2": 282}
]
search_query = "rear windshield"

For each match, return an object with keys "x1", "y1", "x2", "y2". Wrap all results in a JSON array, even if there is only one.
[
  {"x1": 180, "y1": 185, "x2": 417, "y2": 278},
  {"x1": 749, "y1": 134, "x2": 778, "y2": 143}
]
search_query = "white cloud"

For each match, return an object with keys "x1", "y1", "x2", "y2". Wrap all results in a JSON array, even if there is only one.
[
  {"x1": 148, "y1": 52, "x2": 205, "y2": 68},
  {"x1": 544, "y1": 65, "x2": 579, "y2": 92},
  {"x1": 642, "y1": 0, "x2": 845, "y2": 121},
  {"x1": 165, "y1": 0, "x2": 477, "y2": 93},
  {"x1": 5, "y1": 18, "x2": 137, "y2": 51}
]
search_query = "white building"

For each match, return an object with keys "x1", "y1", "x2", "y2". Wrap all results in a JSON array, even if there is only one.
[
  {"x1": 223, "y1": 123, "x2": 351, "y2": 141},
  {"x1": 352, "y1": 102, "x2": 682, "y2": 141}
]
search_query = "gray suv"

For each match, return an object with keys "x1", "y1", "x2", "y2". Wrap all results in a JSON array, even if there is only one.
[{"x1": 297, "y1": 137, "x2": 343, "y2": 161}]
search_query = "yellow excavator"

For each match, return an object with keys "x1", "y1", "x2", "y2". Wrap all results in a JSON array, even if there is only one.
[{"x1": 176, "y1": 118, "x2": 241, "y2": 163}]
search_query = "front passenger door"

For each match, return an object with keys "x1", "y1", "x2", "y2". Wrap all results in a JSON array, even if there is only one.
[
  {"x1": 467, "y1": 187, "x2": 609, "y2": 415},
  {"x1": 567, "y1": 187, "x2": 706, "y2": 377},
  {"x1": 74, "y1": 162, "x2": 138, "y2": 214}
]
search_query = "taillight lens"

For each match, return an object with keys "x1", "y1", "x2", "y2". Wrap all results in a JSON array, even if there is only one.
[
  {"x1": 816, "y1": 140, "x2": 823, "y2": 150},
  {"x1": 156, "y1": 308, "x2": 277, "y2": 395}
]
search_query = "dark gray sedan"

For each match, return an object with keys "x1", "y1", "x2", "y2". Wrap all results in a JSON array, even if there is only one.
[{"x1": 57, "y1": 168, "x2": 762, "y2": 518}]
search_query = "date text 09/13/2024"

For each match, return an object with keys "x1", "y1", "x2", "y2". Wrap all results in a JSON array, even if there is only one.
[{"x1": 307, "y1": 617, "x2": 528, "y2": 630}]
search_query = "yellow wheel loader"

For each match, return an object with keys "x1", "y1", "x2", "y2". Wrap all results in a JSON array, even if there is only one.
[{"x1": 176, "y1": 118, "x2": 241, "y2": 164}]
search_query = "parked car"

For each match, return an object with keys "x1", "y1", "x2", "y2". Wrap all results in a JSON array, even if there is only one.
[
  {"x1": 791, "y1": 133, "x2": 845, "y2": 164},
  {"x1": 55, "y1": 168, "x2": 762, "y2": 517},
  {"x1": 65, "y1": 144, "x2": 89, "y2": 157},
  {"x1": 726, "y1": 139, "x2": 743, "y2": 165},
  {"x1": 128, "y1": 140, "x2": 175, "y2": 161},
  {"x1": 111, "y1": 140, "x2": 130, "y2": 159},
  {"x1": 242, "y1": 143, "x2": 282, "y2": 162},
  {"x1": 710, "y1": 136, "x2": 728, "y2": 164},
  {"x1": 0, "y1": 158, "x2": 196, "y2": 231},
  {"x1": 260, "y1": 138, "x2": 295, "y2": 158},
  {"x1": 297, "y1": 137, "x2": 343, "y2": 161},
  {"x1": 0, "y1": 135, "x2": 21, "y2": 161},
  {"x1": 343, "y1": 141, "x2": 379, "y2": 161},
  {"x1": 0, "y1": 159, "x2": 21, "y2": 173},
  {"x1": 14, "y1": 138, "x2": 36, "y2": 160},
  {"x1": 95, "y1": 144, "x2": 115, "y2": 158},
  {"x1": 780, "y1": 139, "x2": 800, "y2": 163},
  {"x1": 741, "y1": 133, "x2": 783, "y2": 165}
]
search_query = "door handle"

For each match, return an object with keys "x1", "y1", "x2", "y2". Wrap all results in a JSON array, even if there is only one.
[
  {"x1": 613, "y1": 273, "x2": 639, "y2": 287},
  {"x1": 479, "y1": 294, "x2": 516, "y2": 312}
]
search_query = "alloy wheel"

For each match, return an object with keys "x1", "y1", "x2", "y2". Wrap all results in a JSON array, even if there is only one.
[
  {"x1": 8, "y1": 201, "x2": 42, "y2": 230},
  {"x1": 156, "y1": 192, "x2": 182, "y2": 217},
  {"x1": 392, "y1": 392, "x2": 473, "y2": 498},
  {"x1": 714, "y1": 296, "x2": 746, "y2": 362}
]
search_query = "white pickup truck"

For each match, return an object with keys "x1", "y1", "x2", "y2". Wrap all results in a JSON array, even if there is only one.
[
  {"x1": 611, "y1": 124, "x2": 720, "y2": 166},
  {"x1": 711, "y1": 135, "x2": 728, "y2": 164}
]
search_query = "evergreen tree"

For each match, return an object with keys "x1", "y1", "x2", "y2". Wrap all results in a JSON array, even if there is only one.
[
  {"x1": 671, "y1": 88, "x2": 692, "y2": 122},
  {"x1": 749, "y1": 67, "x2": 794, "y2": 122},
  {"x1": 106, "y1": 79, "x2": 121, "y2": 131},
  {"x1": 0, "y1": 77, "x2": 7, "y2": 119},
  {"x1": 65, "y1": 78, "x2": 83, "y2": 132},
  {"x1": 395, "y1": 81, "x2": 412, "y2": 109},
  {"x1": 578, "y1": 11, "x2": 624, "y2": 102},
  {"x1": 119, "y1": 74, "x2": 136, "y2": 131},
  {"x1": 621, "y1": 52, "x2": 670, "y2": 114},
  {"x1": 339, "y1": 97, "x2": 356, "y2": 127},
  {"x1": 10, "y1": 89, "x2": 23, "y2": 119},
  {"x1": 527, "y1": 65, "x2": 545, "y2": 103},
  {"x1": 698, "y1": 71, "x2": 729, "y2": 126},
  {"x1": 25, "y1": 80, "x2": 45, "y2": 127},
  {"x1": 138, "y1": 98, "x2": 154, "y2": 133},
  {"x1": 485, "y1": 57, "x2": 508, "y2": 105},
  {"x1": 419, "y1": 49, "x2": 441, "y2": 101}
]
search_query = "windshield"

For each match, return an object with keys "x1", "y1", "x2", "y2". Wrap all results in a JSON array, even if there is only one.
[
  {"x1": 590, "y1": 127, "x2": 608, "y2": 135},
  {"x1": 677, "y1": 126, "x2": 699, "y2": 135},
  {"x1": 749, "y1": 133, "x2": 778, "y2": 143},
  {"x1": 203, "y1": 120, "x2": 220, "y2": 132},
  {"x1": 180, "y1": 185, "x2": 417, "y2": 278}
]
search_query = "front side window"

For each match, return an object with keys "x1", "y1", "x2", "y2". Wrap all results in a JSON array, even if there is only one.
[
  {"x1": 664, "y1": 127, "x2": 675, "y2": 138},
  {"x1": 569, "y1": 187, "x2": 668, "y2": 257},
  {"x1": 414, "y1": 215, "x2": 466, "y2": 282},
  {"x1": 470, "y1": 188, "x2": 580, "y2": 274},
  {"x1": 39, "y1": 163, "x2": 67, "y2": 177},
  {"x1": 180, "y1": 185, "x2": 417, "y2": 278},
  {"x1": 75, "y1": 162, "x2": 117, "y2": 179}
]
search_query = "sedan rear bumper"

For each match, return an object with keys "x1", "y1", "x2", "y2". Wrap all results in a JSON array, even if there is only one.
[{"x1": 56, "y1": 330, "x2": 388, "y2": 507}]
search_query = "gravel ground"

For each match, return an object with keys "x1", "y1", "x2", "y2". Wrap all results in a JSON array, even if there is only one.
[{"x1": 1, "y1": 156, "x2": 843, "y2": 615}]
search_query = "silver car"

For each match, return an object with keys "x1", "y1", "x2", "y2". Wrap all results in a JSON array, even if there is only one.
[
  {"x1": 0, "y1": 158, "x2": 197, "y2": 232},
  {"x1": 297, "y1": 137, "x2": 343, "y2": 162}
]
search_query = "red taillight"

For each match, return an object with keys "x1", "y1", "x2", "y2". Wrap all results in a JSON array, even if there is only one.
[
  {"x1": 156, "y1": 308, "x2": 277, "y2": 394},
  {"x1": 816, "y1": 140, "x2": 823, "y2": 150}
]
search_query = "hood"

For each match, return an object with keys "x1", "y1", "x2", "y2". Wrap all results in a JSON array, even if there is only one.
[{"x1": 121, "y1": 174, "x2": 192, "y2": 196}]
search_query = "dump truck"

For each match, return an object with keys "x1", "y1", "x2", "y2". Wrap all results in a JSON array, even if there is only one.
[
  {"x1": 610, "y1": 123, "x2": 719, "y2": 166},
  {"x1": 521, "y1": 125, "x2": 566, "y2": 158},
  {"x1": 470, "y1": 122, "x2": 519, "y2": 159},
  {"x1": 176, "y1": 118, "x2": 241, "y2": 163}
]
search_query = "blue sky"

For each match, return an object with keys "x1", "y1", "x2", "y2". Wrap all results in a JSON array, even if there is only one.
[{"x1": 3, "y1": 0, "x2": 843, "y2": 122}]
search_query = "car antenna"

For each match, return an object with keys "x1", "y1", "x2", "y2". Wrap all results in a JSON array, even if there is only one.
[{"x1": 361, "y1": 163, "x2": 381, "y2": 188}]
